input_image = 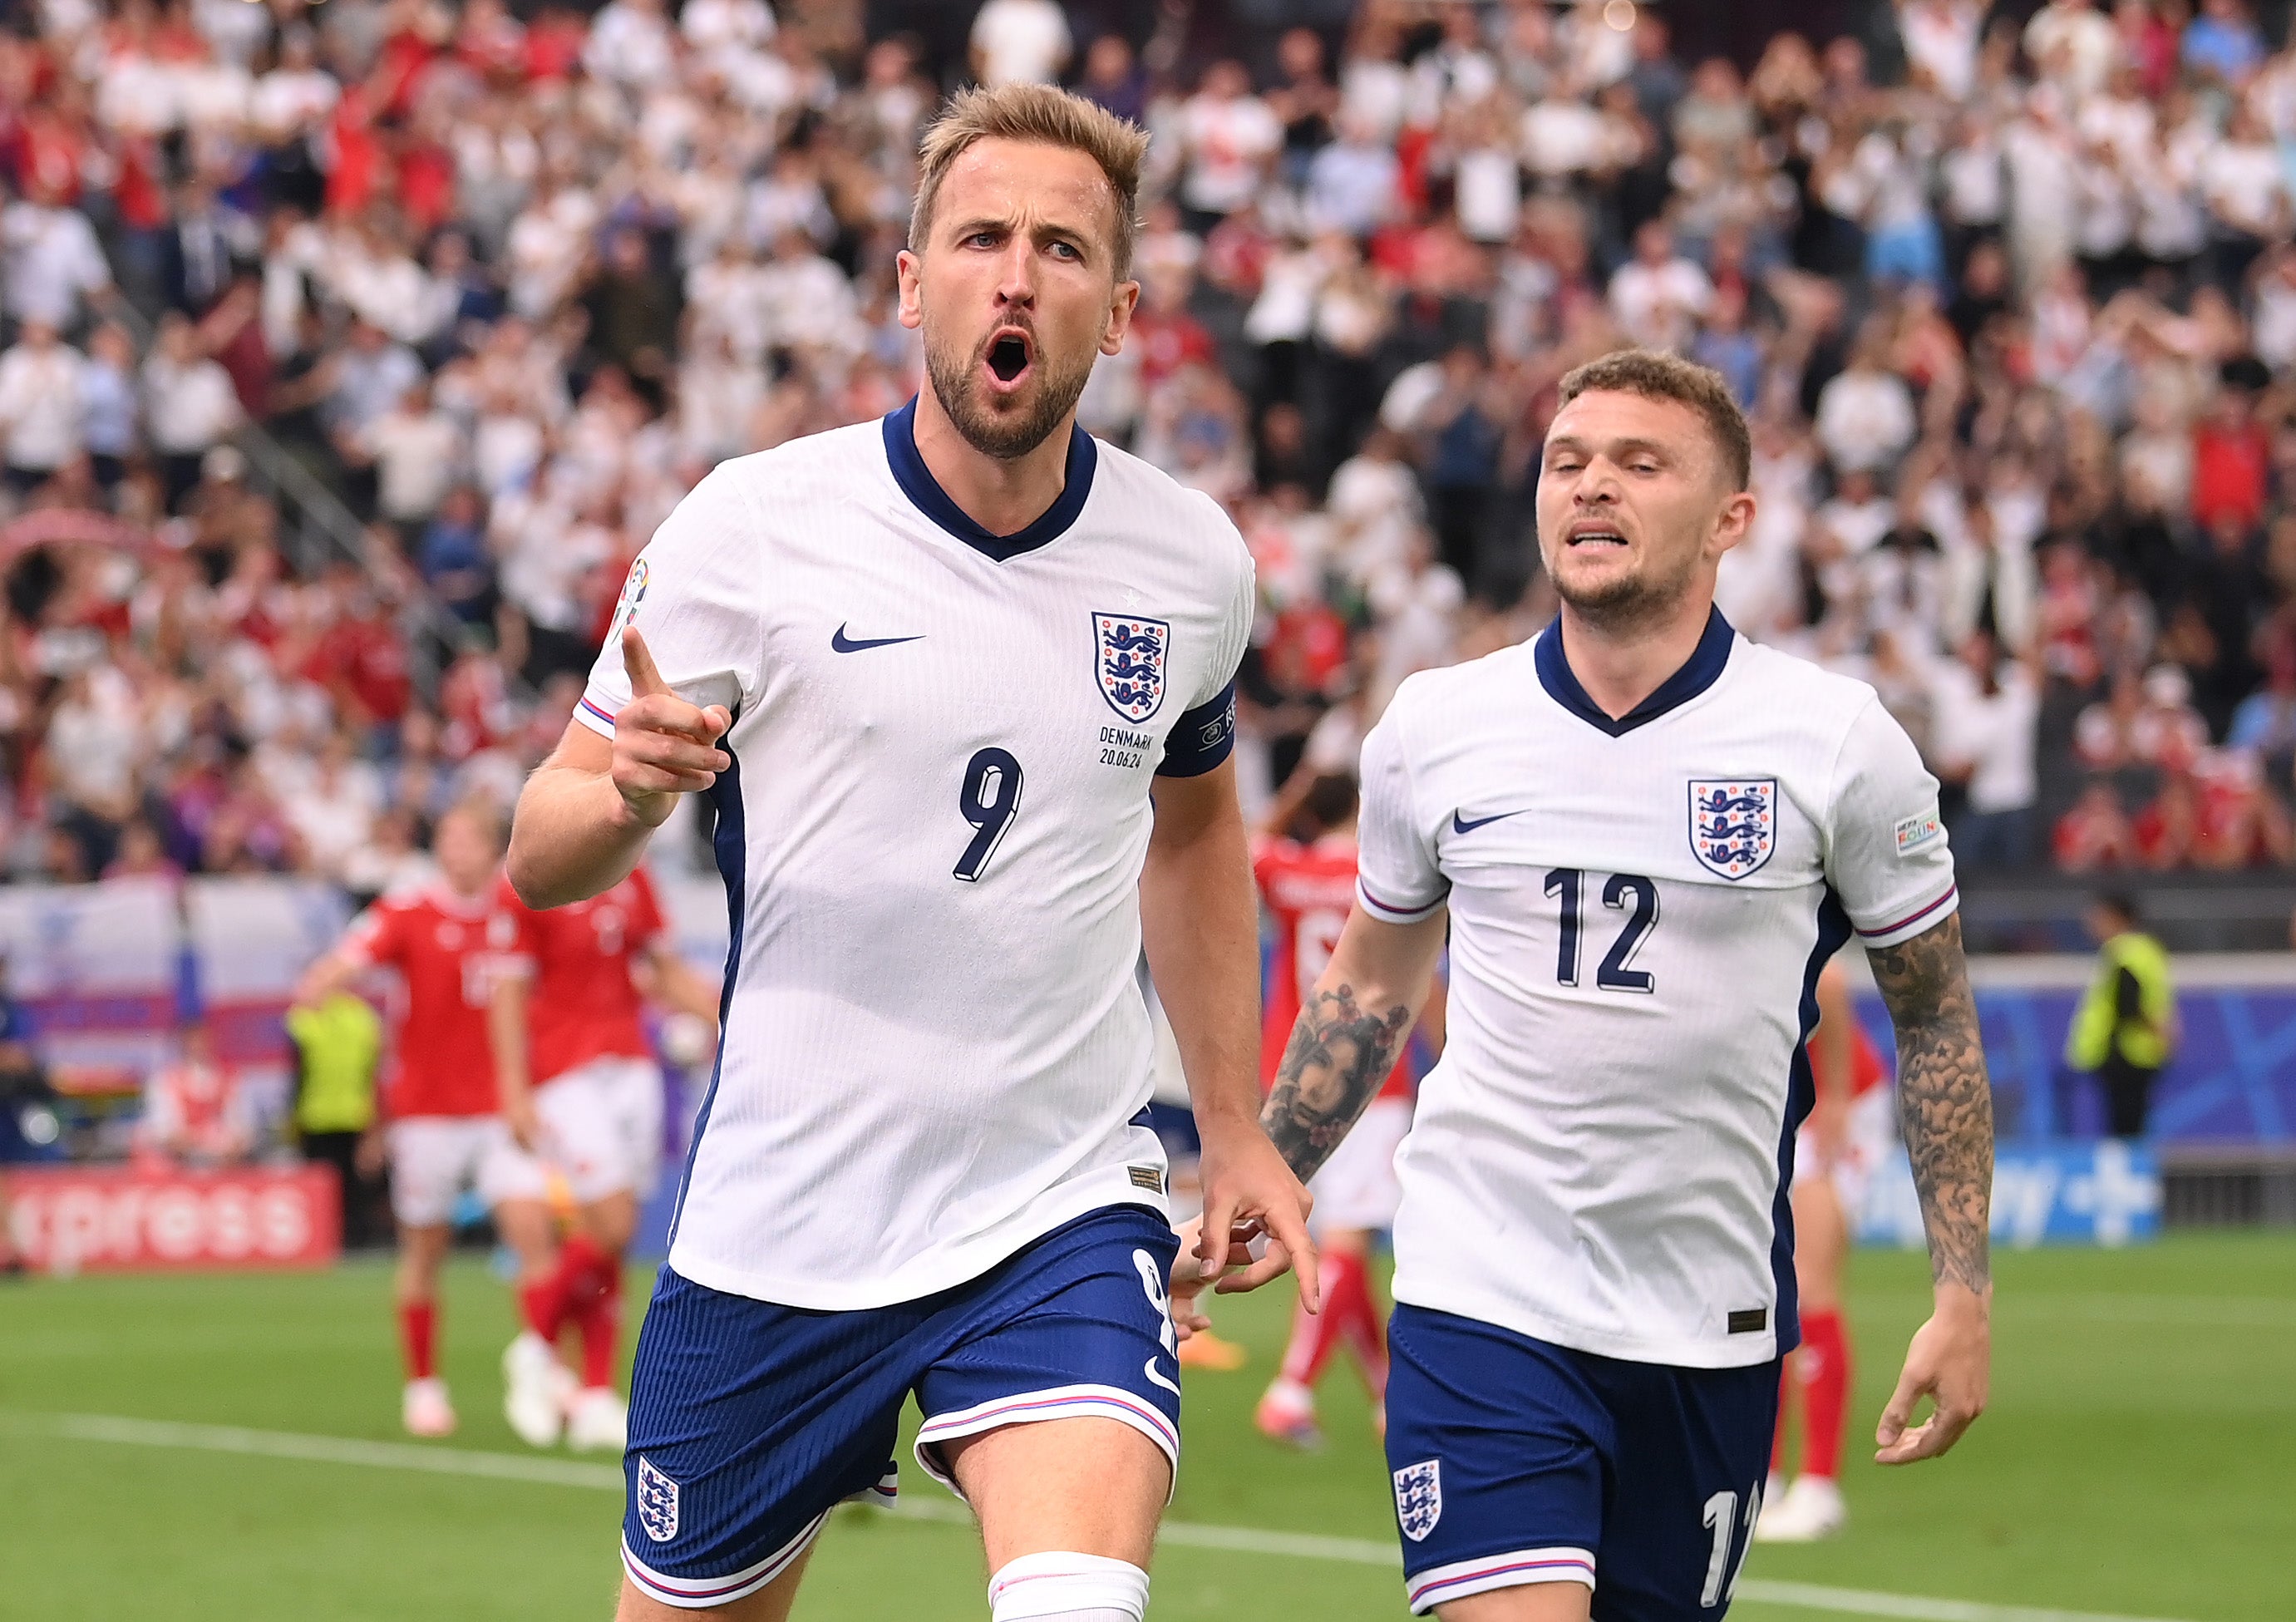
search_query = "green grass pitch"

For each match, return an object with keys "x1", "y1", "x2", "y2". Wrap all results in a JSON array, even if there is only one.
[{"x1": 3, "y1": 1233, "x2": 2292, "y2": 1620}]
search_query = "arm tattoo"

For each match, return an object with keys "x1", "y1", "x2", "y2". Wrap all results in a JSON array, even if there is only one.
[
  {"x1": 1259, "y1": 983, "x2": 1414, "y2": 1184},
  {"x1": 1868, "y1": 912, "x2": 1993, "y2": 1294}
]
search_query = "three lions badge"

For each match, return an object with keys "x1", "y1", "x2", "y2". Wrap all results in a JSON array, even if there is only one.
[
  {"x1": 1094, "y1": 613, "x2": 1170, "y2": 723},
  {"x1": 1393, "y1": 1458, "x2": 1442, "y2": 1541},
  {"x1": 1688, "y1": 778, "x2": 1777, "y2": 880}
]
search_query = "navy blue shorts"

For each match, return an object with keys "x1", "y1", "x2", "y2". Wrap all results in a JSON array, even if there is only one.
[
  {"x1": 619, "y1": 1205, "x2": 1182, "y2": 1610},
  {"x1": 1384, "y1": 1305, "x2": 1781, "y2": 1620}
]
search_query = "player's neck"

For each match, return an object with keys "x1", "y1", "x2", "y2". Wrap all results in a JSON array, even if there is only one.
[
  {"x1": 1556, "y1": 592, "x2": 1717, "y2": 721},
  {"x1": 911, "y1": 387, "x2": 1077, "y2": 538}
]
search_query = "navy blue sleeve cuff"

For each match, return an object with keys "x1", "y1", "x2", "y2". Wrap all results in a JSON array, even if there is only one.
[{"x1": 1156, "y1": 678, "x2": 1238, "y2": 778}]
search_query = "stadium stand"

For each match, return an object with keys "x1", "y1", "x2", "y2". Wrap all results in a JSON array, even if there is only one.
[{"x1": 2, "y1": 0, "x2": 2296, "y2": 916}]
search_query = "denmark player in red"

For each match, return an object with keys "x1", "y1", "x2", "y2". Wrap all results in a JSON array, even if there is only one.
[
  {"x1": 490, "y1": 861, "x2": 721, "y2": 1452},
  {"x1": 1250, "y1": 770, "x2": 1443, "y2": 1449},
  {"x1": 294, "y1": 801, "x2": 555, "y2": 1437},
  {"x1": 1760, "y1": 959, "x2": 1888, "y2": 1541}
]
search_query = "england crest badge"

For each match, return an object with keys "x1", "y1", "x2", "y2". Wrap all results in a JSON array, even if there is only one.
[
  {"x1": 635, "y1": 1456, "x2": 681, "y2": 1543},
  {"x1": 1393, "y1": 1458, "x2": 1443, "y2": 1542},
  {"x1": 1688, "y1": 778, "x2": 1778, "y2": 880},
  {"x1": 1094, "y1": 612, "x2": 1170, "y2": 723}
]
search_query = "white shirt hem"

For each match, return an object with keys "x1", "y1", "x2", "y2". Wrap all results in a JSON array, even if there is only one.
[
  {"x1": 1392, "y1": 1279, "x2": 1780, "y2": 1369},
  {"x1": 666, "y1": 1158, "x2": 1170, "y2": 1311}
]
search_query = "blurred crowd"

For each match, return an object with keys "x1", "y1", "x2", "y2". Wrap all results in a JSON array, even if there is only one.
[{"x1": 5, "y1": 0, "x2": 2296, "y2": 885}]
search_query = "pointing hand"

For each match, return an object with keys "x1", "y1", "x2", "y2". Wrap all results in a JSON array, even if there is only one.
[{"x1": 612, "y1": 627, "x2": 732, "y2": 828}]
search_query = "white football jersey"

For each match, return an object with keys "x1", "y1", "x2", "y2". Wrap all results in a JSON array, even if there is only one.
[
  {"x1": 1357, "y1": 612, "x2": 1955, "y2": 1368},
  {"x1": 578, "y1": 402, "x2": 1253, "y2": 1309}
]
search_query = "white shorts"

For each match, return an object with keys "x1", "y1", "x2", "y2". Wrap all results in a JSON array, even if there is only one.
[
  {"x1": 1309, "y1": 1096, "x2": 1411, "y2": 1234},
  {"x1": 1794, "y1": 1086, "x2": 1895, "y2": 1211},
  {"x1": 492, "y1": 1055, "x2": 666, "y2": 1207},
  {"x1": 388, "y1": 1117, "x2": 529, "y2": 1228}
]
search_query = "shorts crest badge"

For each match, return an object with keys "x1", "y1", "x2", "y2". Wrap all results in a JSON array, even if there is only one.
[
  {"x1": 1393, "y1": 1458, "x2": 1442, "y2": 1541},
  {"x1": 636, "y1": 1456, "x2": 680, "y2": 1543},
  {"x1": 1688, "y1": 778, "x2": 1778, "y2": 880},
  {"x1": 1094, "y1": 612, "x2": 1170, "y2": 723}
]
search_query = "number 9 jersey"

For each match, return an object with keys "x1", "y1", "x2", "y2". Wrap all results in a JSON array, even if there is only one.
[
  {"x1": 574, "y1": 402, "x2": 1254, "y2": 1311},
  {"x1": 1356, "y1": 609, "x2": 1956, "y2": 1369}
]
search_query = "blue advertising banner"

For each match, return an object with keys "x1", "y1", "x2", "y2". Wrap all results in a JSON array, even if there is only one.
[{"x1": 1852, "y1": 1139, "x2": 2162, "y2": 1249}]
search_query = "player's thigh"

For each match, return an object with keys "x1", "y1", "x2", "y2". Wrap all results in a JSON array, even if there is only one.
[
  {"x1": 913, "y1": 1205, "x2": 1184, "y2": 1564},
  {"x1": 540, "y1": 1062, "x2": 657, "y2": 1204},
  {"x1": 1586, "y1": 1358, "x2": 1778, "y2": 1622},
  {"x1": 613, "y1": 1546, "x2": 814, "y2": 1622},
  {"x1": 493, "y1": 1196, "x2": 559, "y2": 1274},
  {"x1": 946, "y1": 1415, "x2": 1169, "y2": 1570},
  {"x1": 1438, "y1": 1583, "x2": 1594, "y2": 1622},
  {"x1": 1788, "y1": 1175, "x2": 1848, "y2": 1309},
  {"x1": 1383, "y1": 1307, "x2": 1603, "y2": 1615},
  {"x1": 387, "y1": 1117, "x2": 488, "y2": 1230}
]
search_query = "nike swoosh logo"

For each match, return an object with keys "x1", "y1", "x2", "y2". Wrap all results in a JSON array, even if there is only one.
[
  {"x1": 830, "y1": 624, "x2": 924, "y2": 653},
  {"x1": 1451, "y1": 810, "x2": 1522, "y2": 835}
]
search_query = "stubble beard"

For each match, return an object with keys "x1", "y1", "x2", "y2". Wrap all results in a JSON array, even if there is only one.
[
  {"x1": 1548, "y1": 538, "x2": 1702, "y2": 638},
  {"x1": 923, "y1": 323, "x2": 1095, "y2": 462}
]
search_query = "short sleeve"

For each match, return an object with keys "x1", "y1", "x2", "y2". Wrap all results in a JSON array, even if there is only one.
[
  {"x1": 1354, "y1": 706, "x2": 1446, "y2": 924},
  {"x1": 578, "y1": 468, "x2": 763, "y2": 739},
  {"x1": 1825, "y1": 697, "x2": 1958, "y2": 948},
  {"x1": 339, "y1": 905, "x2": 398, "y2": 970},
  {"x1": 1157, "y1": 508, "x2": 1255, "y2": 778}
]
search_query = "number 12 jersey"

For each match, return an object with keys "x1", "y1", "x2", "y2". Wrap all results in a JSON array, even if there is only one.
[
  {"x1": 577, "y1": 402, "x2": 1253, "y2": 1310},
  {"x1": 1356, "y1": 610, "x2": 1956, "y2": 1369}
]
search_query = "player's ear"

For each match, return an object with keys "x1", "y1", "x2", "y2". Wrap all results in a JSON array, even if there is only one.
[
  {"x1": 1708, "y1": 487, "x2": 1757, "y2": 560},
  {"x1": 1101, "y1": 276, "x2": 1141, "y2": 357},
  {"x1": 894, "y1": 248, "x2": 924, "y2": 331}
]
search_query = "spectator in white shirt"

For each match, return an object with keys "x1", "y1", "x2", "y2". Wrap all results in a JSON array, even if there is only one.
[
  {"x1": 2023, "y1": 0, "x2": 2118, "y2": 99},
  {"x1": 0, "y1": 322, "x2": 87, "y2": 492},
  {"x1": 1304, "y1": 108, "x2": 1401, "y2": 238},
  {"x1": 584, "y1": 0, "x2": 677, "y2": 90},
  {"x1": 2, "y1": 184, "x2": 114, "y2": 332},
  {"x1": 1814, "y1": 325, "x2": 1919, "y2": 475},
  {"x1": 1606, "y1": 220, "x2": 1713, "y2": 353},
  {"x1": 968, "y1": 0, "x2": 1071, "y2": 88},
  {"x1": 1930, "y1": 629, "x2": 2042, "y2": 867},
  {"x1": 362, "y1": 382, "x2": 462, "y2": 533},
  {"x1": 141, "y1": 313, "x2": 244, "y2": 509},
  {"x1": 1179, "y1": 61, "x2": 1283, "y2": 228}
]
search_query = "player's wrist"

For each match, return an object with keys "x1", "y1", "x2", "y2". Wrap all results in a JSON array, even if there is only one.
[{"x1": 1931, "y1": 1279, "x2": 1992, "y2": 1321}]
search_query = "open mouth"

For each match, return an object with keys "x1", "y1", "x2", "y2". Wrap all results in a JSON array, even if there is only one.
[
  {"x1": 986, "y1": 330, "x2": 1032, "y2": 385},
  {"x1": 1567, "y1": 521, "x2": 1628, "y2": 549}
]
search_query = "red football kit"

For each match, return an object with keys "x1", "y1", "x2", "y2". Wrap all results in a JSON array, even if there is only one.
[
  {"x1": 341, "y1": 886, "x2": 514, "y2": 1118},
  {"x1": 1253, "y1": 836, "x2": 1412, "y2": 1098},
  {"x1": 496, "y1": 865, "x2": 667, "y2": 1086}
]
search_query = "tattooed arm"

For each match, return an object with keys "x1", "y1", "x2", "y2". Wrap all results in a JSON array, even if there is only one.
[
  {"x1": 1170, "y1": 901, "x2": 1448, "y2": 1343},
  {"x1": 1866, "y1": 911, "x2": 1994, "y2": 1464}
]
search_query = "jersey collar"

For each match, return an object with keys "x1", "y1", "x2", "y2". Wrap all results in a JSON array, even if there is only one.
[
  {"x1": 1534, "y1": 604, "x2": 1737, "y2": 737},
  {"x1": 881, "y1": 396, "x2": 1097, "y2": 562}
]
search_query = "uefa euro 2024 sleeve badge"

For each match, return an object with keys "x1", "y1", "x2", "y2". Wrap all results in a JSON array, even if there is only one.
[
  {"x1": 1393, "y1": 1458, "x2": 1443, "y2": 1541},
  {"x1": 1688, "y1": 778, "x2": 1778, "y2": 880},
  {"x1": 607, "y1": 557, "x2": 650, "y2": 646},
  {"x1": 1093, "y1": 612, "x2": 1170, "y2": 723}
]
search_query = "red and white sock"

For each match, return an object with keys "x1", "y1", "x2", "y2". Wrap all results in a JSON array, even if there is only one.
[
  {"x1": 574, "y1": 1251, "x2": 624, "y2": 1390},
  {"x1": 1797, "y1": 1310, "x2": 1852, "y2": 1481},
  {"x1": 1277, "y1": 1248, "x2": 1366, "y2": 1389},
  {"x1": 398, "y1": 1299, "x2": 438, "y2": 1383},
  {"x1": 519, "y1": 1269, "x2": 569, "y2": 1344}
]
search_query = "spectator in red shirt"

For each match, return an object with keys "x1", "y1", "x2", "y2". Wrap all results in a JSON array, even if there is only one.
[
  {"x1": 2190, "y1": 357, "x2": 2272, "y2": 533},
  {"x1": 2054, "y1": 781, "x2": 2140, "y2": 871}
]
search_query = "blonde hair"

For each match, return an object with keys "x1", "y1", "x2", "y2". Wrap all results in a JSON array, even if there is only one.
[
  {"x1": 909, "y1": 83, "x2": 1150, "y2": 280},
  {"x1": 1556, "y1": 348, "x2": 1753, "y2": 491}
]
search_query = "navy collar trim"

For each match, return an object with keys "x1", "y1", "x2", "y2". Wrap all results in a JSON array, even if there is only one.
[
  {"x1": 881, "y1": 397, "x2": 1097, "y2": 562},
  {"x1": 1534, "y1": 606, "x2": 1737, "y2": 737}
]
